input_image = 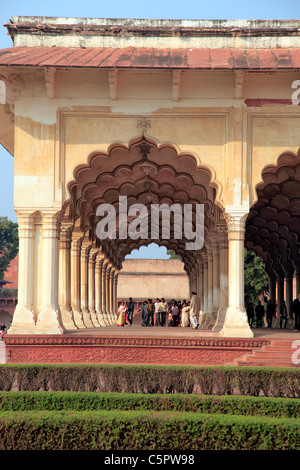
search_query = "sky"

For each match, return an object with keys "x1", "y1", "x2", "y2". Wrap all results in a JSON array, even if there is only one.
[{"x1": 0, "y1": 0, "x2": 299, "y2": 258}]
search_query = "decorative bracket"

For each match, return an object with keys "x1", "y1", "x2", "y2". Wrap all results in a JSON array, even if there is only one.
[
  {"x1": 234, "y1": 71, "x2": 243, "y2": 99},
  {"x1": 108, "y1": 68, "x2": 118, "y2": 100},
  {"x1": 172, "y1": 70, "x2": 181, "y2": 101},
  {"x1": 45, "y1": 68, "x2": 56, "y2": 99}
]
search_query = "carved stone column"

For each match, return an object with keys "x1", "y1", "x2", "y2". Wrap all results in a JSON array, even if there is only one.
[
  {"x1": 203, "y1": 245, "x2": 213, "y2": 329},
  {"x1": 295, "y1": 265, "x2": 300, "y2": 296},
  {"x1": 220, "y1": 209, "x2": 253, "y2": 337},
  {"x1": 101, "y1": 261, "x2": 109, "y2": 325},
  {"x1": 285, "y1": 269, "x2": 294, "y2": 328},
  {"x1": 110, "y1": 267, "x2": 117, "y2": 323},
  {"x1": 209, "y1": 235, "x2": 220, "y2": 328},
  {"x1": 80, "y1": 241, "x2": 94, "y2": 328},
  {"x1": 95, "y1": 254, "x2": 106, "y2": 326},
  {"x1": 58, "y1": 225, "x2": 77, "y2": 330},
  {"x1": 213, "y1": 224, "x2": 228, "y2": 332},
  {"x1": 88, "y1": 247, "x2": 99, "y2": 327},
  {"x1": 105, "y1": 263, "x2": 114, "y2": 324},
  {"x1": 113, "y1": 270, "x2": 119, "y2": 320},
  {"x1": 199, "y1": 252, "x2": 208, "y2": 328},
  {"x1": 275, "y1": 270, "x2": 284, "y2": 327},
  {"x1": 36, "y1": 212, "x2": 65, "y2": 334},
  {"x1": 70, "y1": 234, "x2": 85, "y2": 328},
  {"x1": 8, "y1": 212, "x2": 36, "y2": 334},
  {"x1": 196, "y1": 255, "x2": 204, "y2": 325}
]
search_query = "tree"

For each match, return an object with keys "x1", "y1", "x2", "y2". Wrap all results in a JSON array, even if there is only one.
[
  {"x1": 244, "y1": 248, "x2": 268, "y2": 306},
  {"x1": 0, "y1": 217, "x2": 19, "y2": 280},
  {"x1": 167, "y1": 249, "x2": 182, "y2": 260}
]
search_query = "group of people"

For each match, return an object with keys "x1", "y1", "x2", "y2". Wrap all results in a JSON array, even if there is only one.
[
  {"x1": 117, "y1": 292, "x2": 201, "y2": 330},
  {"x1": 246, "y1": 292, "x2": 300, "y2": 331}
]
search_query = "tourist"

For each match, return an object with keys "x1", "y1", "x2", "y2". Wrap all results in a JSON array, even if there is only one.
[
  {"x1": 117, "y1": 301, "x2": 127, "y2": 327},
  {"x1": 139, "y1": 300, "x2": 148, "y2": 326},
  {"x1": 181, "y1": 302, "x2": 190, "y2": 327},
  {"x1": 190, "y1": 292, "x2": 200, "y2": 329},
  {"x1": 0, "y1": 322, "x2": 6, "y2": 340},
  {"x1": 146, "y1": 299, "x2": 155, "y2": 326},
  {"x1": 280, "y1": 300, "x2": 288, "y2": 329},
  {"x1": 154, "y1": 298, "x2": 161, "y2": 326},
  {"x1": 126, "y1": 297, "x2": 134, "y2": 326},
  {"x1": 159, "y1": 298, "x2": 168, "y2": 326},
  {"x1": 170, "y1": 300, "x2": 179, "y2": 327},
  {"x1": 266, "y1": 299, "x2": 275, "y2": 328},
  {"x1": 255, "y1": 300, "x2": 265, "y2": 328},
  {"x1": 292, "y1": 293, "x2": 300, "y2": 331},
  {"x1": 246, "y1": 302, "x2": 254, "y2": 327}
]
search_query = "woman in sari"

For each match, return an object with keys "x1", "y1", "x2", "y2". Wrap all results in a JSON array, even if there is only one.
[
  {"x1": 117, "y1": 301, "x2": 127, "y2": 327},
  {"x1": 181, "y1": 302, "x2": 190, "y2": 327}
]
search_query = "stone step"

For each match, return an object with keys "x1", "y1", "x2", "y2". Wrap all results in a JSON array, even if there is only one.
[{"x1": 231, "y1": 339, "x2": 299, "y2": 368}]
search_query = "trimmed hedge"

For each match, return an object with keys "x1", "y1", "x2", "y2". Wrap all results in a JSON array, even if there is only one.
[
  {"x1": 0, "y1": 410, "x2": 298, "y2": 450},
  {"x1": 0, "y1": 391, "x2": 298, "y2": 418},
  {"x1": 0, "y1": 364, "x2": 298, "y2": 397}
]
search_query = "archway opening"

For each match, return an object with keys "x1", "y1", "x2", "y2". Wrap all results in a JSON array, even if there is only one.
[
  {"x1": 58, "y1": 136, "x2": 227, "y2": 331},
  {"x1": 245, "y1": 150, "x2": 300, "y2": 326}
]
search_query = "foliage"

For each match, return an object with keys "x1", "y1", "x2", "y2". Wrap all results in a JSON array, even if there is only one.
[
  {"x1": 167, "y1": 249, "x2": 182, "y2": 260},
  {"x1": 0, "y1": 409, "x2": 298, "y2": 450},
  {"x1": 0, "y1": 217, "x2": 18, "y2": 280},
  {"x1": 0, "y1": 391, "x2": 298, "y2": 418},
  {"x1": 0, "y1": 364, "x2": 298, "y2": 397},
  {"x1": 244, "y1": 249, "x2": 269, "y2": 306}
]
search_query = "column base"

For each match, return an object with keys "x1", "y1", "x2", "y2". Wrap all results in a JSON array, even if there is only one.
[
  {"x1": 7, "y1": 304, "x2": 36, "y2": 334},
  {"x1": 71, "y1": 309, "x2": 86, "y2": 329},
  {"x1": 96, "y1": 311, "x2": 107, "y2": 327},
  {"x1": 219, "y1": 306, "x2": 254, "y2": 338},
  {"x1": 36, "y1": 308, "x2": 65, "y2": 335},
  {"x1": 60, "y1": 308, "x2": 78, "y2": 330},
  {"x1": 81, "y1": 309, "x2": 94, "y2": 328},
  {"x1": 89, "y1": 309, "x2": 100, "y2": 327},
  {"x1": 212, "y1": 308, "x2": 227, "y2": 332}
]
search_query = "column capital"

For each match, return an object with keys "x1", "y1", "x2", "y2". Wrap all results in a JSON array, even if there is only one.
[
  {"x1": 41, "y1": 211, "x2": 60, "y2": 239},
  {"x1": 225, "y1": 206, "x2": 248, "y2": 241}
]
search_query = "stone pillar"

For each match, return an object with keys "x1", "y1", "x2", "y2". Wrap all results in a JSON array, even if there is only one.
[
  {"x1": 213, "y1": 225, "x2": 228, "y2": 332},
  {"x1": 88, "y1": 247, "x2": 99, "y2": 327},
  {"x1": 106, "y1": 264, "x2": 114, "y2": 324},
  {"x1": 220, "y1": 209, "x2": 253, "y2": 338},
  {"x1": 196, "y1": 256, "x2": 204, "y2": 325},
  {"x1": 70, "y1": 234, "x2": 86, "y2": 328},
  {"x1": 101, "y1": 261, "x2": 109, "y2": 325},
  {"x1": 203, "y1": 245, "x2": 213, "y2": 329},
  {"x1": 58, "y1": 225, "x2": 77, "y2": 330},
  {"x1": 295, "y1": 265, "x2": 300, "y2": 296},
  {"x1": 80, "y1": 242, "x2": 94, "y2": 328},
  {"x1": 109, "y1": 267, "x2": 115, "y2": 322},
  {"x1": 275, "y1": 270, "x2": 284, "y2": 327},
  {"x1": 36, "y1": 212, "x2": 65, "y2": 334},
  {"x1": 285, "y1": 269, "x2": 294, "y2": 328},
  {"x1": 8, "y1": 212, "x2": 36, "y2": 334},
  {"x1": 113, "y1": 270, "x2": 119, "y2": 320},
  {"x1": 95, "y1": 254, "x2": 106, "y2": 326},
  {"x1": 210, "y1": 236, "x2": 220, "y2": 328},
  {"x1": 199, "y1": 252, "x2": 208, "y2": 328},
  {"x1": 268, "y1": 273, "x2": 277, "y2": 306}
]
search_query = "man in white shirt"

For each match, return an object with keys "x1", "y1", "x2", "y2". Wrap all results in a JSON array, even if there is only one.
[
  {"x1": 190, "y1": 291, "x2": 200, "y2": 329},
  {"x1": 154, "y1": 298, "x2": 161, "y2": 326}
]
